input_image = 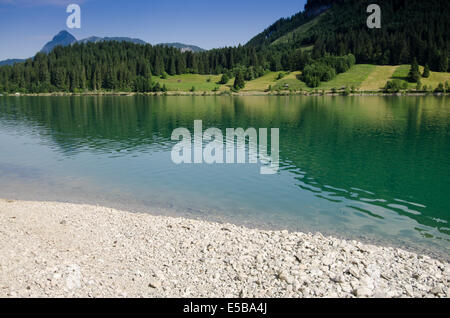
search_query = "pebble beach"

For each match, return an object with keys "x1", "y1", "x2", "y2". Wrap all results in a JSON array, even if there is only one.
[{"x1": 0, "y1": 199, "x2": 448, "y2": 298}]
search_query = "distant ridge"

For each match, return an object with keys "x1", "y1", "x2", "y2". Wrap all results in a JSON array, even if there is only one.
[
  {"x1": 0, "y1": 31, "x2": 207, "y2": 65},
  {"x1": 39, "y1": 31, "x2": 206, "y2": 54},
  {"x1": 0, "y1": 59, "x2": 26, "y2": 66},
  {"x1": 158, "y1": 42, "x2": 205, "y2": 53},
  {"x1": 78, "y1": 36, "x2": 147, "y2": 45}
]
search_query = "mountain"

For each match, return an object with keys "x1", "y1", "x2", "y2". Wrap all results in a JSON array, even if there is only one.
[
  {"x1": 0, "y1": 59, "x2": 26, "y2": 66},
  {"x1": 0, "y1": 30, "x2": 207, "y2": 65},
  {"x1": 246, "y1": 0, "x2": 330, "y2": 48},
  {"x1": 78, "y1": 36, "x2": 147, "y2": 45},
  {"x1": 76, "y1": 38, "x2": 205, "y2": 52},
  {"x1": 158, "y1": 42, "x2": 205, "y2": 53},
  {"x1": 40, "y1": 31, "x2": 77, "y2": 54},
  {"x1": 246, "y1": 0, "x2": 449, "y2": 71},
  {"x1": 41, "y1": 31, "x2": 206, "y2": 53},
  {"x1": 42, "y1": 31, "x2": 147, "y2": 49}
]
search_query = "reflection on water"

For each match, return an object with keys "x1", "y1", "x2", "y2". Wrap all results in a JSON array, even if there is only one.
[{"x1": 0, "y1": 95, "x2": 449, "y2": 259}]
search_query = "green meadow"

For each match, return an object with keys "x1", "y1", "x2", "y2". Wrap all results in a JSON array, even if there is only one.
[
  {"x1": 154, "y1": 65, "x2": 449, "y2": 93},
  {"x1": 155, "y1": 74, "x2": 226, "y2": 92}
]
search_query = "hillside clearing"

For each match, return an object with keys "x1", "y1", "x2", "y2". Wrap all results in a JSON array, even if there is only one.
[
  {"x1": 360, "y1": 66, "x2": 399, "y2": 91},
  {"x1": 153, "y1": 65, "x2": 449, "y2": 93},
  {"x1": 242, "y1": 72, "x2": 279, "y2": 91},
  {"x1": 272, "y1": 12, "x2": 327, "y2": 46},
  {"x1": 155, "y1": 74, "x2": 226, "y2": 92},
  {"x1": 316, "y1": 64, "x2": 376, "y2": 90}
]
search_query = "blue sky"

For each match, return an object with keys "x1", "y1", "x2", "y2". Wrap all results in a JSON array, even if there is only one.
[{"x1": 0, "y1": 0, "x2": 307, "y2": 60}]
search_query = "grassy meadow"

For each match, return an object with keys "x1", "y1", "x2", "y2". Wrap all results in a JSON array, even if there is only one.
[
  {"x1": 153, "y1": 65, "x2": 450, "y2": 93},
  {"x1": 155, "y1": 74, "x2": 226, "y2": 92}
]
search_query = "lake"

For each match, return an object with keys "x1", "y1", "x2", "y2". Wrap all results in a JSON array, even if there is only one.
[{"x1": 0, "y1": 95, "x2": 448, "y2": 259}]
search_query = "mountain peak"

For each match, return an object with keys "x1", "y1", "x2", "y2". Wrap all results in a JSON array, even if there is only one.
[
  {"x1": 54, "y1": 30, "x2": 75, "y2": 38},
  {"x1": 41, "y1": 30, "x2": 77, "y2": 54}
]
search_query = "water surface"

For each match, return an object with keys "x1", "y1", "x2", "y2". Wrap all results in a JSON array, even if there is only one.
[{"x1": 0, "y1": 96, "x2": 448, "y2": 259}]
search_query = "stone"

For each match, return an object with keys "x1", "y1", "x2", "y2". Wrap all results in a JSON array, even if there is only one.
[
  {"x1": 278, "y1": 271, "x2": 293, "y2": 284},
  {"x1": 372, "y1": 290, "x2": 388, "y2": 298},
  {"x1": 404, "y1": 285, "x2": 414, "y2": 297},
  {"x1": 430, "y1": 286, "x2": 443, "y2": 295},
  {"x1": 65, "y1": 265, "x2": 82, "y2": 291},
  {"x1": 148, "y1": 279, "x2": 161, "y2": 289},
  {"x1": 330, "y1": 274, "x2": 344, "y2": 283},
  {"x1": 365, "y1": 264, "x2": 381, "y2": 279},
  {"x1": 256, "y1": 254, "x2": 264, "y2": 264},
  {"x1": 347, "y1": 268, "x2": 360, "y2": 279},
  {"x1": 360, "y1": 276, "x2": 374, "y2": 290},
  {"x1": 322, "y1": 257, "x2": 333, "y2": 266},
  {"x1": 354, "y1": 287, "x2": 373, "y2": 297}
]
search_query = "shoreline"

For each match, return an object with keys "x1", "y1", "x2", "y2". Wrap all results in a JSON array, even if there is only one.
[
  {"x1": 0, "y1": 199, "x2": 448, "y2": 298},
  {"x1": 1, "y1": 91, "x2": 449, "y2": 97}
]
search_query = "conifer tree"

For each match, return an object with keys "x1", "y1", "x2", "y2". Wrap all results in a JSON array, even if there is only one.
[
  {"x1": 422, "y1": 64, "x2": 430, "y2": 78},
  {"x1": 219, "y1": 73, "x2": 230, "y2": 85},
  {"x1": 154, "y1": 55, "x2": 165, "y2": 76},
  {"x1": 169, "y1": 58, "x2": 176, "y2": 76},
  {"x1": 233, "y1": 71, "x2": 245, "y2": 90},
  {"x1": 408, "y1": 58, "x2": 421, "y2": 83}
]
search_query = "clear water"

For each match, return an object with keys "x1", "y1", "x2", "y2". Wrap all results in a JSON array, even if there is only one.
[{"x1": 0, "y1": 95, "x2": 448, "y2": 260}]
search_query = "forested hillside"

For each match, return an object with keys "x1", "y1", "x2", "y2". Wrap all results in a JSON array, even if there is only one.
[
  {"x1": 246, "y1": 0, "x2": 333, "y2": 48},
  {"x1": 248, "y1": 0, "x2": 449, "y2": 72},
  {"x1": 0, "y1": 42, "x2": 272, "y2": 93}
]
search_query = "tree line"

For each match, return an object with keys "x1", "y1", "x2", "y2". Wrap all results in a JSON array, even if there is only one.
[
  {"x1": 0, "y1": 41, "x2": 315, "y2": 93},
  {"x1": 300, "y1": 54, "x2": 356, "y2": 87}
]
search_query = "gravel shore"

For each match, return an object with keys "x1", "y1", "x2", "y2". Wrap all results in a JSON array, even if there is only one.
[{"x1": 0, "y1": 199, "x2": 448, "y2": 298}]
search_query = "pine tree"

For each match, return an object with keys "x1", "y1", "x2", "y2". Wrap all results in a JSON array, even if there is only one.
[
  {"x1": 92, "y1": 72, "x2": 97, "y2": 90},
  {"x1": 176, "y1": 55, "x2": 186, "y2": 75},
  {"x1": 154, "y1": 54, "x2": 165, "y2": 76},
  {"x1": 416, "y1": 81, "x2": 422, "y2": 91},
  {"x1": 169, "y1": 57, "x2": 176, "y2": 76},
  {"x1": 408, "y1": 58, "x2": 421, "y2": 83},
  {"x1": 422, "y1": 64, "x2": 430, "y2": 78},
  {"x1": 438, "y1": 53, "x2": 448, "y2": 72},
  {"x1": 80, "y1": 67, "x2": 87, "y2": 90},
  {"x1": 233, "y1": 71, "x2": 245, "y2": 90},
  {"x1": 219, "y1": 73, "x2": 230, "y2": 84}
]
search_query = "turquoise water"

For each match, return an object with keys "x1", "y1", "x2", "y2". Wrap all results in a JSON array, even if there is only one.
[{"x1": 0, "y1": 96, "x2": 448, "y2": 259}]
